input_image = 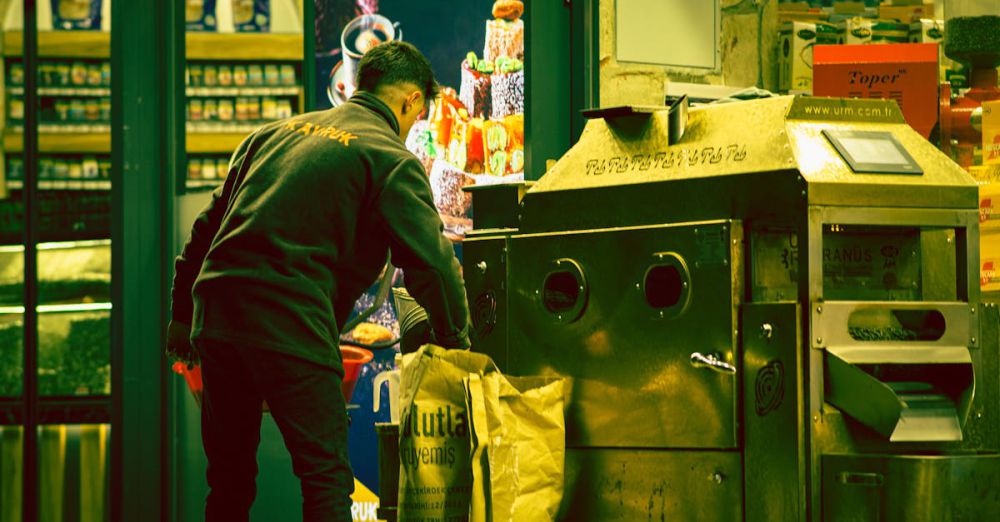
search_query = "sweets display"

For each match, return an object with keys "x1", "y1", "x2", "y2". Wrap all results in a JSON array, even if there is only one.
[
  {"x1": 484, "y1": 19, "x2": 524, "y2": 62},
  {"x1": 490, "y1": 57, "x2": 524, "y2": 120},
  {"x1": 403, "y1": 0, "x2": 525, "y2": 239},
  {"x1": 459, "y1": 53, "x2": 492, "y2": 119}
]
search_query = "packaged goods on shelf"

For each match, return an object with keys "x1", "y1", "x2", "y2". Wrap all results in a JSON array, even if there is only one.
[
  {"x1": 264, "y1": 64, "x2": 280, "y2": 85},
  {"x1": 8, "y1": 62, "x2": 24, "y2": 85},
  {"x1": 983, "y1": 230, "x2": 1000, "y2": 293},
  {"x1": 204, "y1": 64, "x2": 219, "y2": 86},
  {"x1": 779, "y1": 21, "x2": 845, "y2": 94},
  {"x1": 982, "y1": 182, "x2": 1000, "y2": 232},
  {"x1": 983, "y1": 100, "x2": 1000, "y2": 166},
  {"x1": 218, "y1": 64, "x2": 233, "y2": 86},
  {"x1": 280, "y1": 64, "x2": 296, "y2": 86},
  {"x1": 844, "y1": 18, "x2": 911, "y2": 45},
  {"x1": 879, "y1": 3, "x2": 935, "y2": 23},
  {"x1": 832, "y1": 1, "x2": 869, "y2": 16},
  {"x1": 234, "y1": 65, "x2": 248, "y2": 86},
  {"x1": 248, "y1": 64, "x2": 263, "y2": 85}
]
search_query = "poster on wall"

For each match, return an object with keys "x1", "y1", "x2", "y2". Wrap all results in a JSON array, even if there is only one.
[{"x1": 316, "y1": 0, "x2": 525, "y2": 242}]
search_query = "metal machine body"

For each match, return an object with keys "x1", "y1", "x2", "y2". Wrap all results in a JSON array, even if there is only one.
[{"x1": 462, "y1": 96, "x2": 1000, "y2": 520}]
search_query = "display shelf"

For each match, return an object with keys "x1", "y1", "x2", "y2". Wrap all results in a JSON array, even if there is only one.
[
  {"x1": 186, "y1": 179, "x2": 223, "y2": 188},
  {"x1": 3, "y1": 31, "x2": 303, "y2": 61},
  {"x1": 7, "y1": 180, "x2": 111, "y2": 191},
  {"x1": 185, "y1": 132, "x2": 249, "y2": 153},
  {"x1": 4, "y1": 131, "x2": 111, "y2": 153},
  {"x1": 186, "y1": 33, "x2": 303, "y2": 61},
  {"x1": 186, "y1": 86, "x2": 300, "y2": 97},
  {"x1": 4, "y1": 130, "x2": 252, "y2": 154},
  {"x1": 7, "y1": 87, "x2": 112, "y2": 97},
  {"x1": 3, "y1": 30, "x2": 111, "y2": 58}
]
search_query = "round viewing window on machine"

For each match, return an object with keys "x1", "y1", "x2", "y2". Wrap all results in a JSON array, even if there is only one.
[
  {"x1": 542, "y1": 259, "x2": 588, "y2": 323},
  {"x1": 643, "y1": 253, "x2": 691, "y2": 319}
]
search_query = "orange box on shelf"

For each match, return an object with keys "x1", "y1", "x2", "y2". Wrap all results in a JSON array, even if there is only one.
[
  {"x1": 813, "y1": 43, "x2": 938, "y2": 138},
  {"x1": 981, "y1": 182, "x2": 1000, "y2": 232},
  {"x1": 981, "y1": 230, "x2": 1000, "y2": 293}
]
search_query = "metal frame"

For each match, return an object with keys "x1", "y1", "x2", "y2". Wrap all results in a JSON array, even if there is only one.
[
  {"x1": 111, "y1": 0, "x2": 183, "y2": 520},
  {"x1": 21, "y1": 1, "x2": 39, "y2": 521},
  {"x1": 525, "y1": 0, "x2": 599, "y2": 180}
]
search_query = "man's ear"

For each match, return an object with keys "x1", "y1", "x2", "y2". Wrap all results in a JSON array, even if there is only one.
[{"x1": 404, "y1": 90, "x2": 423, "y2": 116}]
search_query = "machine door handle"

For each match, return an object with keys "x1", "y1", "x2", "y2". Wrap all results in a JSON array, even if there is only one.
[{"x1": 690, "y1": 352, "x2": 736, "y2": 375}]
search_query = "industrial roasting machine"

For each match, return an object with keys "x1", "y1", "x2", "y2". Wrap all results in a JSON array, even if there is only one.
[{"x1": 461, "y1": 96, "x2": 1000, "y2": 520}]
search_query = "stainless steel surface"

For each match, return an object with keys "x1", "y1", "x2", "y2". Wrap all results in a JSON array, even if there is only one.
[
  {"x1": 505, "y1": 221, "x2": 742, "y2": 449},
  {"x1": 461, "y1": 96, "x2": 999, "y2": 520},
  {"x1": 690, "y1": 352, "x2": 737, "y2": 374},
  {"x1": 743, "y1": 303, "x2": 807, "y2": 522},
  {"x1": 822, "y1": 453, "x2": 1000, "y2": 521},
  {"x1": 559, "y1": 449, "x2": 743, "y2": 522}
]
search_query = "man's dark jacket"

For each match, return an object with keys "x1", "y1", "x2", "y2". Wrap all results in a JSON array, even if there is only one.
[{"x1": 171, "y1": 92, "x2": 471, "y2": 374}]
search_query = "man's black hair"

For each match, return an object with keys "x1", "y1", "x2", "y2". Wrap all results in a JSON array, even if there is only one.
[{"x1": 356, "y1": 41, "x2": 439, "y2": 102}]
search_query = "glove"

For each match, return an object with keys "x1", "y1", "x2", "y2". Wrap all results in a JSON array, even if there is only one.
[{"x1": 399, "y1": 318, "x2": 432, "y2": 354}]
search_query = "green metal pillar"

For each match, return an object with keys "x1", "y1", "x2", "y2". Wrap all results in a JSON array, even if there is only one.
[{"x1": 110, "y1": 0, "x2": 184, "y2": 520}]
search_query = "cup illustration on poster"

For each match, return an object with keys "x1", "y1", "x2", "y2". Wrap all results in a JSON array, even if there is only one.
[{"x1": 322, "y1": 0, "x2": 526, "y2": 240}]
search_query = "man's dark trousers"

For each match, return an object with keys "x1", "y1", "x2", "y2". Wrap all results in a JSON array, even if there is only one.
[{"x1": 197, "y1": 339, "x2": 355, "y2": 522}]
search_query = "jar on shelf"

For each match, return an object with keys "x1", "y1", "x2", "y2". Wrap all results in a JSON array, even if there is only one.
[
  {"x1": 68, "y1": 160, "x2": 84, "y2": 179},
  {"x1": 55, "y1": 99, "x2": 71, "y2": 121},
  {"x1": 70, "y1": 99, "x2": 86, "y2": 121},
  {"x1": 247, "y1": 97, "x2": 261, "y2": 120},
  {"x1": 264, "y1": 64, "x2": 280, "y2": 86},
  {"x1": 189, "y1": 99, "x2": 204, "y2": 121},
  {"x1": 204, "y1": 98, "x2": 219, "y2": 121},
  {"x1": 70, "y1": 61, "x2": 88, "y2": 86},
  {"x1": 87, "y1": 63, "x2": 102, "y2": 86},
  {"x1": 204, "y1": 65, "x2": 219, "y2": 87},
  {"x1": 9, "y1": 62, "x2": 25, "y2": 85},
  {"x1": 248, "y1": 64, "x2": 263, "y2": 86},
  {"x1": 98, "y1": 158, "x2": 111, "y2": 179},
  {"x1": 8, "y1": 96, "x2": 24, "y2": 121},
  {"x1": 100, "y1": 98, "x2": 111, "y2": 121},
  {"x1": 82, "y1": 156, "x2": 100, "y2": 179},
  {"x1": 216, "y1": 157, "x2": 229, "y2": 177},
  {"x1": 235, "y1": 97, "x2": 248, "y2": 121},
  {"x1": 218, "y1": 98, "x2": 235, "y2": 121},
  {"x1": 101, "y1": 62, "x2": 111, "y2": 86},
  {"x1": 280, "y1": 64, "x2": 296, "y2": 86},
  {"x1": 218, "y1": 65, "x2": 233, "y2": 87},
  {"x1": 53, "y1": 159, "x2": 70, "y2": 179},
  {"x1": 189, "y1": 65, "x2": 204, "y2": 87},
  {"x1": 276, "y1": 99, "x2": 293, "y2": 119},
  {"x1": 188, "y1": 159, "x2": 203, "y2": 180},
  {"x1": 56, "y1": 62, "x2": 72, "y2": 86},
  {"x1": 85, "y1": 98, "x2": 100, "y2": 122},
  {"x1": 202, "y1": 158, "x2": 217, "y2": 180},
  {"x1": 261, "y1": 97, "x2": 277, "y2": 120},
  {"x1": 234, "y1": 65, "x2": 249, "y2": 87},
  {"x1": 39, "y1": 62, "x2": 56, "y2": 86}
]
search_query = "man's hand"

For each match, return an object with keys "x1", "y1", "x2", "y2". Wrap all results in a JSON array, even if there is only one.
[{"x1": 166, "y1": 320, "x2": 199, "y2": 366}]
